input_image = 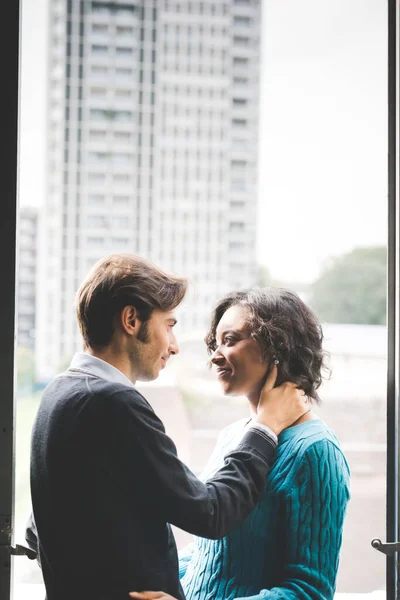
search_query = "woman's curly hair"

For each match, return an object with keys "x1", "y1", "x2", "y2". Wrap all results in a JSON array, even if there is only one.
[{"x1": 205, "y1": 287, "x2": 330, "y2": 404}]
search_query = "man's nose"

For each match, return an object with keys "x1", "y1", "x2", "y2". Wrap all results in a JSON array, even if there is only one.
[{"x1": 169, "y1": 333, "x2": 179, "y2": 356}]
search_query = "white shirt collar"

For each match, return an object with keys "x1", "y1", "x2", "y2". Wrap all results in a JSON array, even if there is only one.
[{"x1": 68, "y1": 352, "x2": 135, "y2": 389}]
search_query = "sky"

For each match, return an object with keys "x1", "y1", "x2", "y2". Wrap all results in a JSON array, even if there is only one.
[{"x1": 19, "y1": 0, "x2": 388, "y2": 284}]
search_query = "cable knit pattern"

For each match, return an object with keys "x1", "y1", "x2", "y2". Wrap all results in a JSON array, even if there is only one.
[{"x1": 179, "y1": 419, "x2": 350, "y2": 600}]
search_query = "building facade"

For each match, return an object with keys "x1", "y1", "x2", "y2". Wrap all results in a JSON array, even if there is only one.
[
  {"x1": 36, "y1": 0, "x2": 261, "y2": 381},
  {"x1": 17, "y1": 207, "x2": 38, "y2": 351}
]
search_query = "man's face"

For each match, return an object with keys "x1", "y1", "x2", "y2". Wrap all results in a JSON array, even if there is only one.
[{"x1": 132, "y1": 309, "x2": 179, "y2": 382}]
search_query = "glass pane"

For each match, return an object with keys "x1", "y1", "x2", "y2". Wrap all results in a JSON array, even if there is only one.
[{"x1": 14, "y1": 0, "x2": 387, "y2": 599}]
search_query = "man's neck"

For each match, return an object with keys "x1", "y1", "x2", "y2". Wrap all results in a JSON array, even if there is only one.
[{"x1": 86, "y1": 346, "x2": 137, "y2": 384}]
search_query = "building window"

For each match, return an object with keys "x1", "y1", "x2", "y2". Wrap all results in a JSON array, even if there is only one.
[
  {"x1": 233, "y1": 16, "x2": 251, "y2": 26},
  {"x1": 229, "y1": 221, "x2": 245, "y2": 232},
  {"x1": 92, "y1": 23, "x2": 108, "y2": 33},
  {"x1": 116, "y1": 67, "x2": 133, "y2": 76},
  {"x1": 111, "y1": 237, "x2": 130, "y2": 247},
  {"x1": 90, "y1": 87, "x2": 107, "y2": 97},
  {"x1": 91, "y1": 65, "x2": 108, "y2": 75},
  {"x1": 89, "y1": 129, "x2": 107, "y2": 140},
  {"x1": 114, "y1": 131, "x2": 131, "y2": 141},
  {"x1": 112, "y1": 152, "x2": 132, "y2": 164},
  {"x1": 114, "y1": 195, "x2": 130, "y2": 203},
  {"x1": 88, "y1": 172, "x2": 106, "y2": 182},
  {"x1": 229, "y1": 241, "x2": 245, "y2": 250},
  {"x1": 231, "y1": 179, "x2": 246, "y2": 191},
  {"x1": 87, "y1": 194, "x2": 105, "y2": 204},
  {"x1": 116, "y1": 46, "x2": 133, "y2": 56},
  {"x1": 234, "y1": 36, "x2": 250, "y2": 46},
  {"x1": 233, "y1": 76, "x2": 249, "y2": 86},
  {"x1": 115, "y1": 89, "x2": 132, "y2": 98},
  {"x1": 233, "y1": 98, "x2": 248, "y2": 106},
  {"x1": 116, "y1": 25, "x2": 134, "y2": 36},
  {"x1": 113, "y1": 174, "x2": 131, "y2": 182},
  {"x1": 233, "y1": 57, "x2": 249, "y2": 67},
  {"x1": 87, "y1": 236, "x2": 105, "y2": 246},
  {"x1": 89, "y1": 151, "x2": 108, "y2": 162},
  {"x1": 92, "y1": 44, "x2": 108, "y2": 55},
  {"x1": 232, "y1": 118, "x2": 247, "y2": 128}
]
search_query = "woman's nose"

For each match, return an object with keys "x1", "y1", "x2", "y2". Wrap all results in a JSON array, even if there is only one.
[{"x1": 210, "y1": 347, "x2": 224, "y2": 364}]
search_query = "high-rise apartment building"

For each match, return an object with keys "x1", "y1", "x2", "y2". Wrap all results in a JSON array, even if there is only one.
[
  {"x1": 36, "y1": 0, "x2": 261, "y2": 381},
  {"x1": 17, "y1": 207, "x2": 38, "y2": 350}
]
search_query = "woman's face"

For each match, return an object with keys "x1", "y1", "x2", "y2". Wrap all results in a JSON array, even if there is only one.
[{"x1": 211, "y1": 304, "x2": 270, "y2": 399}]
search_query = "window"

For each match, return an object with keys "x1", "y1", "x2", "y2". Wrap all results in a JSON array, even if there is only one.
[
  {"x1": 87, "y1": 215, "x2": 108, "y2": 228},
  {"x1": 116, "y1": 67, "x2": 133, "y2": 77},
  {"x1": 115, "y1": 89, "x2": 132, "y2": 98},
  {"x1": 91, "y1": 3, "x2": 109, "y2": 14},
  {"x1": 117, "y1": 26, "x2": 134, "y2": 36},
  {"x1": 231, "y1": 178, "x2": 246, "y2": 191},
  {"x1": 90, "y1": 87, "x2": 107, "y2": 97},
  {"x1": 88, "y1": 172, "x2": 106, "y2": 182},
  {"x1": 111, "y1": 237, "x2": 130, "y2": 246},
  {"x1": 87, "y1": 194, "x2": 105, "y2": 204},
  {"x1": 87, "y1": 236, "x2": 105, "y2": 247},
  {"x1": 114, "y1": 195, "x2": 130, "y2": 203},
  {"x1": 113, "y1": 173, "x2": 131, "y2": 182},
  {"x1": 233, "y1": 16, "x2": 251, "y2": 26},
  {"x1": 234, "y1": 36, "x2": 250, "y2": 46},
  {"x1": 112, "y1": 152, "x2": 132, "y2": 164},
  {"x1": 113, "y1": 216, "x2": 129, "y2": 228},
  {"x1": 232, "y1": 98, "x2": 248, "y2": 107},
  {"x1": 114, "y1": 131, "x2": 131, "y2": 141},
  {"x1": 92, "y1": 23, "x2": 108, "y2": 34},
  {"x1": 232, "y1": 118, "x2": 247, "y2": 128},
  {"x1": 233, "y1": 76, "x2": 249, "y2": 86},
  {"x1": 91, "y1": 44, "x2": 108, "y2": 55},
  {"x1": 90, "y1": 109, "x2": 133, "y2": 121},
  {"x1": 229, "y1": 221, "x2": 245, "y2": 232},
  {"x1": 116, "y1": 46, "x2": 133, "y2": 56},
  {"x1": 228, "y1": 241, "x2": 245, "y2": 250},
  {"x1": 89, "y1": 129, "x2": 107, "y2": 140},
  {"x1": 231, "y1": 159, "x2": 247, "y2": 170},
  {"x1": 233, "y1": 57, "x2": 249, "y2": 67},
  {"x1": 89, "y1": 151, "x2": 108, "y2": 162},
  {"x1": 91, "y1": 65, "x2": 108, "y2": 75},
  {"x1": 230, "y1": 200, "x2": 245, "y2": 209}
]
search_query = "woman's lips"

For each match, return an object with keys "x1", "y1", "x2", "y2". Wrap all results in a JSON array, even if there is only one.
[{"x1": 216, "y1": 368, "x2": 232, "y2": 380}]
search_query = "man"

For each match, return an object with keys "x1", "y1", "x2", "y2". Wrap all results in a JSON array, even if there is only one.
[{"x1": 26, "y1": 254, "x2": 307, "y2": 600}]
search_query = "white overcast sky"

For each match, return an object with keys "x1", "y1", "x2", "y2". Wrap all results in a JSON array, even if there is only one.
[{"x1": 19, "y1": 0, "x2": 388, "y2": 283}]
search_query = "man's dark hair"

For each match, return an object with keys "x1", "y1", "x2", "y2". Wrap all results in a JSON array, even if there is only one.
[
  {"x1": 205, "y1": 287, "x2": 329, "y2": 403},
  {"x1": 75, "y1": 253, "x2": 188, "y2": 349}
]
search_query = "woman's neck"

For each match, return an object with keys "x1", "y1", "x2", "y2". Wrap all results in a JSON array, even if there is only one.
[{"x1": 246, "y1": 395, "x2": 316, "y2": 428}]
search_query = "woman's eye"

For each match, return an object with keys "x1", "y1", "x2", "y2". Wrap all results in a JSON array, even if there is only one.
[{"x1": 224, "y1": 337, "x2": 234, "y2": 344}]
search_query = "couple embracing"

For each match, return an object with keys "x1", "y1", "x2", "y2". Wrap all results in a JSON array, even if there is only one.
[{"x1": 26, "y1": 253, "x2": 350, "y2": 600}]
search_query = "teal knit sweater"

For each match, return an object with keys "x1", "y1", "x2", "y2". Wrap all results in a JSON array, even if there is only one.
[{"x1": 179, "y1": 419, "x2": 350, "y2": 600}]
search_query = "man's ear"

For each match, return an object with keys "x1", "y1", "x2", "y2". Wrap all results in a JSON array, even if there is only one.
[{"x1": 120, "y1": 305, "x2": 139, "y2": 335}]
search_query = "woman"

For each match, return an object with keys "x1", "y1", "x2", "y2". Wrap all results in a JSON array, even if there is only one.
[{"x1": 132, "y1": 288, "x2": 350, "y2": 600}]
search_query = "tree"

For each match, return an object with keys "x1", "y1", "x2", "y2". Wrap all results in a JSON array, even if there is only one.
[{"x1": 308, "y1": 246, "x2": 386, "y2": 325}]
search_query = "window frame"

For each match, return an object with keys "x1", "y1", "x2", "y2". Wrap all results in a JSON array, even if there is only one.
[{"x1": 0, "y1": 2, "x2": 399, "y2": 599}]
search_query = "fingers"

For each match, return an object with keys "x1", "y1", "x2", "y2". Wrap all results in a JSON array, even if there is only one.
[{"x1": 261, "y1": 364, "x2": 278, "y2": 393}]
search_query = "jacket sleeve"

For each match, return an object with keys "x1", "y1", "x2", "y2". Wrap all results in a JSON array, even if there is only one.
[
  {"x1": 234, "y1": 440, "x2": 350, "y2": 600},
  {"x1": 101, "y1": 388, "x2": 276, "y2": 540}
]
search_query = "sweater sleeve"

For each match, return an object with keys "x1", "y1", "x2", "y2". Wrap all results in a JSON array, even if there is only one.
[
  {"x1": 234, "y1": 439, "x2": 350, "y2": 600},
  {"x1": 102, "y1": 388, "x2": 276, "y2": 540},
  {"x1": 178, "y1": 543, "x2": 194, "y2": 579}
]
